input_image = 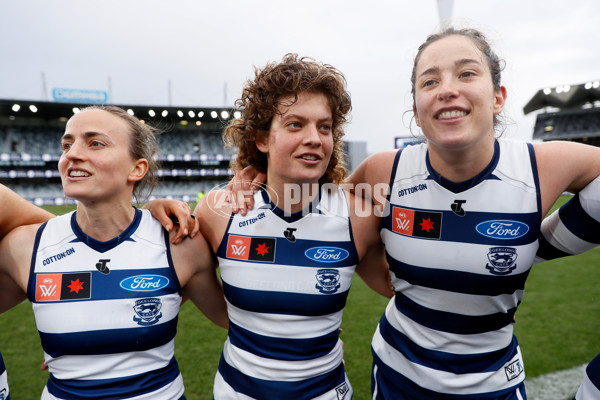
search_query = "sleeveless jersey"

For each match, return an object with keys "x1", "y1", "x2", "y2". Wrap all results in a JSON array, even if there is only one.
[
  {"x1": 0, "y1": 352, "x2": 9, "y2": 400},
  {"x1": 28, "y1": 208, "x2": 185, "y2": 400},
  {"x1": 373, "y1": 140, "x2": 541, "y2": 399},
  {"x1": 214, "y1": 187, "x2": 358, "y2": 399},
  {"x1": 574, "y1": 354, "x2": 600, "y2": 400}
]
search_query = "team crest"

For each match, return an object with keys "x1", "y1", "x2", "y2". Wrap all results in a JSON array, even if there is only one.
[
  {"x1": 335, "y1": 381, "x2": 350, "y2": 399},
  {"x1": 315, "y1": 269, "x2": 341, "y2": 294},
  {"x1": 1, "y1": 388, "x2": 6, "y2": 400},
  {"x1": 486, "y1": 247, "x2": 518, "y2": 275},
  {"x1": 133, "y1": 298, "x2": 163, "y2": 326}
]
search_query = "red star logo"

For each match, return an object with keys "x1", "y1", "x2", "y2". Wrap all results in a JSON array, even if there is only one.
[
  {"x1": 255, "y1": 242, "x2": 270, "y2": 256},
  {"x1": 68, "y1": 278, "x2": 85, "y2": 293},
  {"x1": 419, "y1": 218, "x2": 435, "y2": 232}
]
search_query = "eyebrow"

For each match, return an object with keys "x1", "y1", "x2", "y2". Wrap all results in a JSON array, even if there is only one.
[
  {"x1": 61, "y1": 131, "x2": 107, "y2": 141},
  {"x1": 419, "y1": 58, "x2": 481, "y2": 78}
]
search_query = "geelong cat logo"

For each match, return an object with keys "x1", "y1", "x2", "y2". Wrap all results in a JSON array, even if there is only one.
[
  {"x1": 305, "y1": 247, "x2": 349, "y2": 263},
  {"x1": 133, "y1": 298, "x2": 163, "y2": 326},
  {"x1": 315, "y1": 269, "x2": 341, "y2": 294},
  {"x1": 120, "y1": 275, "x2": 170, "y2": 292},
  {"x1": 476, "y1": 220, "x2": 529, "y2": 239}
]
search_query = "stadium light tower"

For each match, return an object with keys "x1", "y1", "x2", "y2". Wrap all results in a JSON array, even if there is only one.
[{"x1": 437, "y1": 0, "x2": 454, "y2": 22}]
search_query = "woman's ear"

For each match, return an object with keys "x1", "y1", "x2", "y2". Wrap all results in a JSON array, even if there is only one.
[
  {"x1": 494, "y1": 86, "x2": 508, "y2": 115},
  {"x1": 413, "y1": 105, "x2": 421, "y2": 127},
  {"x1": 255, "y1": 132, "x2": 269, "y2": 153},
  {"x1": 128, "y1": 158, "x2": 149, "y2": 183}
]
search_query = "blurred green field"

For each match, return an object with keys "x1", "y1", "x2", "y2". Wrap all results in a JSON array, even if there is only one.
[{"x1": 1, "y1": 197, "x2": 598, "y2": 399}]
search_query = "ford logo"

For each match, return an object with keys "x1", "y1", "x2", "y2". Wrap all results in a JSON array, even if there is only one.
[
  {"x1": 305, "y1": 247, "x2": 349, "y2": 263},
  {"x1": 475, "y1": 220, "x2": 529, "y2": 240},
  {"x1": 120, "y1": 275, "x2": 169, "y2": 292}
]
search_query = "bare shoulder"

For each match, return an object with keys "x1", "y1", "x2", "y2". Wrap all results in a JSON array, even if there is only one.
[
  {"x1": 348, "y1": 150, "x2": 397, "y2": 188},
  {"x1": 0, "y1": 222, "x2": 42, "y2": 287},
  {"x1": 193, "y1": 189, "x2": 232, "y2": 252}
]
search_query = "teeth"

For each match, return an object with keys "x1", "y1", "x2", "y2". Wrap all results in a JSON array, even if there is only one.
[
  {"x1": 70, "y1": 170, "x2": 90, "y2": 177},
  {"x1": 438, "y1": 110, "x2": 467, "y2": 119},
  {"x1": 301, "y1": 155, "x2": 318, "y2": 161}
]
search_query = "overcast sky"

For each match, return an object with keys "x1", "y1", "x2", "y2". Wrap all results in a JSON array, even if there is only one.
[{"x1": 1, "y1": 0, "x2": 599, "y2": 154}]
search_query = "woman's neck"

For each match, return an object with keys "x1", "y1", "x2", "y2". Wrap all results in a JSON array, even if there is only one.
[
  {"x1": 428, "y1": 138, "x2": 496, "y2": 183},
  {"x1": 75, "y1": 200, "x2": 136, "y2": 242},
  {"x1": 265, "y1": 178, "x2": 320, "y2": 215}
]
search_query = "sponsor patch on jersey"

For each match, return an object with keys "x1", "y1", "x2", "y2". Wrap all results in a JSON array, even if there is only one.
[
  {"x1": 392, "y1": 206, "x2": 442, "y2": 239},
  {"x1": 505, "y1": 359, "x2": 524, "y2": 381},
  {"x1": 305, "y1": 247, "x2": 349, "y2": 263},
  {"x1": 476, "y1": 220, "x2": 529, "y2": 240},
  {"x1": 226, "y1": 235, "x2": 276, "y2": 263},
  {"x1": 335, "y1": 381, "x2": 350, "y2": 399},
  {"x1": 238, "y1": 212, "x2": 266, "y2": 228},
  {"x1": 35, "y1": 272, "x2": 91, "y2": 302},
  {"x1": 315, "y1": 269, "x2": 341, "y2": 294},
  {"x1": 120, "y1": 275, "x2": 170, "y2": 292},
  {"x1": 133, "y1": 298, "x2": 163, "y2": 326},
  {"x1": 485, "y1": 247, "x2": 518, "y2": 275}
]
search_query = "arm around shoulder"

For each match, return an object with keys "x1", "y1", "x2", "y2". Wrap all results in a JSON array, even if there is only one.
[
  {"x1": 347, "y1": 192, "x2": 394, "y2": 298},
  {"x1": 169, "y1": 225, "x2": 228, "y2": 329}
]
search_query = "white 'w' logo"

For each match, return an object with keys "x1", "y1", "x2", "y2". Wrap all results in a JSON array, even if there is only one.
[
  {"x1": 39, "y1": 284, "x2": 57, "y2": 297},
  {"x1": 395, "y1": 217, "x2": 410, "y2": 231},
  {"x1": 230, "y1": 245, "x2": 247, "y2": 256}
]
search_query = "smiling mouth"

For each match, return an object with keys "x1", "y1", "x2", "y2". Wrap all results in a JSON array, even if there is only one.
[
  {"x1": 299, "y1": 155, "x2": 320, "y2": 161},
  {"x1": 437, "y1": 110, "x2": 468, "y2": 120},
  {"x1": 69, "y1": 170, "x2": 90, "y2": 177}
]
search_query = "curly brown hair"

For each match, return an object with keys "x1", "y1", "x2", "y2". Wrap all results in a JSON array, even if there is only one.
[{"x1": 224, "y1": 53, "x2": 352, "y2": 185}]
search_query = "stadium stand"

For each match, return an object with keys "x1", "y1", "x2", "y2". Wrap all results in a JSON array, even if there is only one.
[
  {"x1": 0, "y1": 99, "x2": 235, "y2": 204},
  {"x1": 527, "y1": 80, "x2": 600, "y2": 146}
]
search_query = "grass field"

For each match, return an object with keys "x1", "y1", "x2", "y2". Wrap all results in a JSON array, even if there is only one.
[{"x1": 1, "y1": 197, "x2": 598, "y2": 399}]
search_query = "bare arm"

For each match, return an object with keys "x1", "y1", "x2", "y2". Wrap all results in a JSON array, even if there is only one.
[
  {"x1": 346, "y1": 150, "x2": 396, "y2": 211},
  {"x1": 170, "y1": 228, "x2": 228, "y2": 329},
  {"x1": 347, "y1": 192, "x2": 394, "y2": 298},
  {"x1": 534, "y1": 141, "x2": 600, "y2": 216},
  {"x1": 0, "y1": 223, "x2": 40, "y2": 313},
  {"x1": 0, "y1": 184, "x2": 53, "y2": 239}
]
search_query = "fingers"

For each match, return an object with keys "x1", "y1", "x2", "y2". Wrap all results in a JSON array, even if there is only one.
[{"x1": 170, "y1": 202, "x2": 193, "y2": 244}]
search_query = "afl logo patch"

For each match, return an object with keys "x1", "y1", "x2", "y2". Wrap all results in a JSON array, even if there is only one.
[
  {"x1": 305, "y1": 247, "x2": 349, "y2": 263},
  {"x1": 486, "y1": 247, "x2": 518, "y2": 275},
  {"x1": 133, "y1": 298, "x2": 163, "y2": 326},
  {"x1": 120, "y1": 275, "x2": 170, "y2": 292},
  {"x1": 315, "y1": 269, "x2": 341, "y2": 294},
  {"x1": 476, "y1": 220, "x2": 529, "y2": 240}
]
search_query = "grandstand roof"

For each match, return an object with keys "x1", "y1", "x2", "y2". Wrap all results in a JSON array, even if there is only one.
[
  {"x1": 523, "y1": 80, "x2": 600, "y2": 115},
  {"x1": 0, "y1": 98, "x2": 235, "y2": 129}
]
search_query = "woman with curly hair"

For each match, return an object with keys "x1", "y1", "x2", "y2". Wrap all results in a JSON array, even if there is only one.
[{"x1": 193, "y1": 53, "x2": 392, "y2": 399}]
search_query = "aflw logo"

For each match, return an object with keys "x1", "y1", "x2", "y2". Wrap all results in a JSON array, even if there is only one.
[
  {"x1": 38, "y1": 278, "x2": 58, "y2": 297},
  {"x1": 230, "y1": 243, "x2": 247, "y2": 256}
]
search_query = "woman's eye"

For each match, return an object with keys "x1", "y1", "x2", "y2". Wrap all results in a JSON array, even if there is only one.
[
  {"x1": 288, "y1": 122, "x2": 301, "y2": 129},
  {"x1": 423, "y1": 79, "x2": 436, "y2": 87},
  {"x1": 62, "y1": 143, "x2": 71, "y2": 151}
]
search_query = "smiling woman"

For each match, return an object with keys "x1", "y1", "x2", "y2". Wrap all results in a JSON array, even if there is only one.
[
  {"x1": 193, "y1": 53, "x2": 393, "y2": 399},
  {"x1": 0, "y1": 106, "x2": 228, "y2": 399}
]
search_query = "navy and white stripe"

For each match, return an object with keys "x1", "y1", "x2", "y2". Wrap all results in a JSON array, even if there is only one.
[
  {"x1": 0, "y1": 352, "x2": 9, "y2": 400},
  {"x1": 574, "y1": 354, "x2": 600, "y2": 400},
  {"x1": 536, "y1": 175, "x2": 600, "y2": 262},
  {"x1": 214, "y1": 187, "x2": 357, "y2": 399},
  {"x1": 29, "y1": 209, "x2": 186, "y2": 400},
  {"x1": 373, "y1": 140, "x2": 540, "y2": 399}
]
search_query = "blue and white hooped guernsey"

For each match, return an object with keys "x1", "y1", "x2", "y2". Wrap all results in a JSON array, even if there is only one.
[
  {"x1": 373, "y1": 140, "x2": 542, "y2": 400},
  {"x1": 574, "y1": 354, "x2": 600, "y2": 400},
  {"x1": 28, "y1": 208, "x2": 186, "y2": 400},
  {"x1": 214, "y1": 186, "x2": 358, "y2": 399},
  {"x1": 0, "y1": 352, "x2": 9, "y2": 400}
]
